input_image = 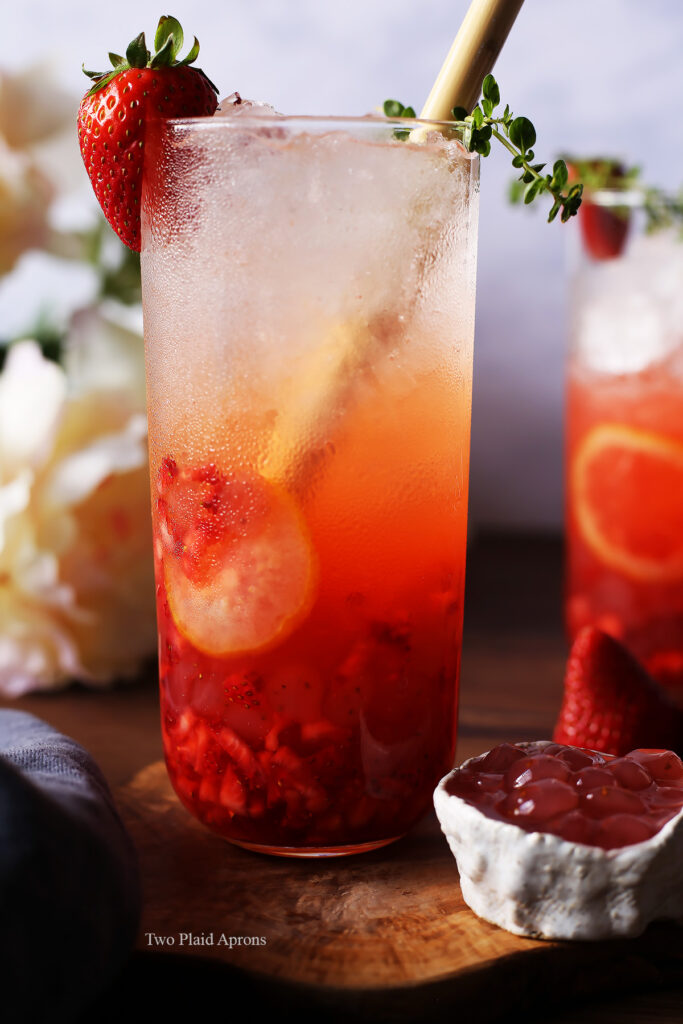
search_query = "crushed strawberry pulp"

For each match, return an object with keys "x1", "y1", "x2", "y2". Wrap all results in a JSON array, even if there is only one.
[
  {"x1": 447, "y1": 741, "x2": 683, "y2": 849},
  {"x1": 156, "y1": 456, "x2": 464, "y2": 850}
]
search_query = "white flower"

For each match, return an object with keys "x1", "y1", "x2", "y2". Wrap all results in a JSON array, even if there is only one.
[
  {"x1": 0, "y1": 135, "x2": 53, "y2": 275},
  {"x1": 64, "y1": 300, "x2": 147, "y2": 406},
  {"x1": 0, "y1": 63, "x2": 84, "y2": 274},
  {"x1": 0, "y1": 64, "x2": 74, "y2": 152},
  {"x1": 0, "y1": 338, "x2": 156, "y2": 695}
]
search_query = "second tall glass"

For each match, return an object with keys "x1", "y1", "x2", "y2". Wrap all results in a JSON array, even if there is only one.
[
  {"x1": 566, "y1": 191, "x2": 683, "y2": 695},
  {"x1": 141, "y1": 114, "x2": 479, "y2": 855}
]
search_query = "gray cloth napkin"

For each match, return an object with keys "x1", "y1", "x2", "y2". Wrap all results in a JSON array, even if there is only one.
[{"x1": 0, "y1": 709, "x2": 140, "y2": 1023}]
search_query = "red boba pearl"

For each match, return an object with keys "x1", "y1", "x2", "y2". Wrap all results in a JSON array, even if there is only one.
[
  {"x1": 479, "y1": 744, "x2": 527, "y2": 773},
  {"x1": 550, "y1": 810, "x2": 599, "y2": 846},
  {"x1": 501, "y1": 778, "x2": 579, "y2": 826},
  {"x1": 606, "y1": 758, "x2": 653, "y2": 791},
  {"x1": 581, "y1": 786, "x2": 646, "y2": 819},
  {"x1": 559, "y1": 748, "x2": 599, "y2": 771},
  {"x1": 474, "y1": 772, "x2": 506, "y2": 794},
  {"x1": 627, "y1": 750, "x2": 683, "y2": 784},
  {"x1": 447, "y1": 769, "x2": 504, "y2": 799},
  {"x1": 649, "y1": 786, "x2": 683, "y2": 809},
  {"x1": 597, "y1": 814, "x2": 656, "y2": 849},
  {"x1": 505, "y1": 755, "x2": 570, "y2": 790},
  {"x1": 573, "y1": 766, "x2": 618, "y2": 791}
]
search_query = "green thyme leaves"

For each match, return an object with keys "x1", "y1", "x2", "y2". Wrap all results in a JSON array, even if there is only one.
[
  {"x1": 383, "y1": 100, "x2": 415, "y2": 119},
  {"x1": 462, "y1": 75, "x2": 582, "y2": 223},
  {"x1": 383, "y1": 100, "x2": 416, "y2": 141},
  {"x1": 384, "y1": 74, "x2": 583, "y2": 224}
]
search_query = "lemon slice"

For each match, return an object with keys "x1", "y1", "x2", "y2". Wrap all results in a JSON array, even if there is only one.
[
  {"x1": 572, "y1": 423, "x2": 683, "y2": 583},
  {"x1": 164, "y1": 476, "x2": 316, "y2": 657}
]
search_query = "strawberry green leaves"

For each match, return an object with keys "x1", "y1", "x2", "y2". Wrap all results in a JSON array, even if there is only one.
[
  {"x1": 82, "y1": 14, "x2": 211, "y2": 96},
  {"x1": 385, "y1": 73, "x2": 583, "y2": 224},
  {"x1": 152, "y1": 15, "x2": 200, "y2": 68},
  {"x1": 125, "y1": 32, "x2": 149, "y2": 69},
  {"x1": 155, "y1": 15, "x2": 184, "y2": 56}
]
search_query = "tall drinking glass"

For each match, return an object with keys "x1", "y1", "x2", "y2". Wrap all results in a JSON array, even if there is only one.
[
  {"x1": 141, "y1": 115, "x2": 479, "y2": 856},
  {"x1": 566, "y1": 191, "x2": 683, "y2": 696}
]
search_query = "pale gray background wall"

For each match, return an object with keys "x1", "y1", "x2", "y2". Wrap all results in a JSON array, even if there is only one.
[{"x1": 3, "y1": 0, "x2": 682, "y2": 529}]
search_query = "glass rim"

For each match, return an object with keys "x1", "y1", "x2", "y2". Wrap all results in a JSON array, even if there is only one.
[
  {"x1": 161, "y1": 113, "x2": 469, "y2": 136},
  {"x1": 588, "y1": 187, "x2": 648, "y2": 210}
]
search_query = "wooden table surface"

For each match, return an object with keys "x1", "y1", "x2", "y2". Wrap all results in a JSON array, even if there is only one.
[{"x1": 4, "y1": 533, "x2": 683, "y2": 1023}]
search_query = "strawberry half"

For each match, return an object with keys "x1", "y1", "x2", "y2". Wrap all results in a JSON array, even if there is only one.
[
  {"x1": 565, "y1": 158, "x2": 632, "y2": 261},
  {"x1": 554, "y1": 627, "x2": 683, "y2": 756},
  {"x1": 579, "y1": 200, "x2": 630, "y2": 260},
  {"x1": 78, "y1": 16, "x2": 218, "y2": 251}
]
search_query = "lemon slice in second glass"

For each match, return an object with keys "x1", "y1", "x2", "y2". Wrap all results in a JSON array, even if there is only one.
[{"x1": 572, "y1": 423, "x2": 683, "y2": 583}]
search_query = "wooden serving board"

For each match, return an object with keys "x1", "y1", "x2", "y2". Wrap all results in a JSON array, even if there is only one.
[{"x1": 117, "y1": 761, "x2": 683, "y2": 1023}]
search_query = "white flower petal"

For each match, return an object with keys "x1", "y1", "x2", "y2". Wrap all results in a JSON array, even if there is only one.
[
  {"x1": 43, "y1": 413, "x2": 148, "y2": 509},
  {"x1": 0, "y1": 73, "x2": 155, "y2": 696},
  {"x1": 0, "y1": 328, "x2": 154, "y2": 694},
  {"x1": 13, "y1": 548, "x2": 88, "y2": 621},
  {"x1": 0, "y1": 596, "x2": 89, "y2": 696},
  {"x1": 0, "y1": 138, "x2": 53, "y2": 274},
  {"x1": 0, "y1": 64, "x2": 74, "y2": 150},
  {"x1": 0, "y1": 340, "x2": 66, "y2": 475},
  {"x1": 0, "y1": 469, "x2": 31, "y2": 551},
  {"x1": 65, "y1": 301, "x2": 146, "y2": 406}
]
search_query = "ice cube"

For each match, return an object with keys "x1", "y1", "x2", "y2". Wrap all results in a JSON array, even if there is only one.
[
  {"x1": 142, "y1": 117, "x2": 478, "y2": 456},
  {"x1": 574, "y1": 230, "x2": 683, "y2": 375},
  {"x1": 215, "y1": 93, "x2": 282, "y2": 118}
]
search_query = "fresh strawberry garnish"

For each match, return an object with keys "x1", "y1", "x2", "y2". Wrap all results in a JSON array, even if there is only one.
[
  {"x1": 565, "y1": 158, "x2": 631, "y2": 260},
  {"x1": 579, "y1": 200, "x2": 630, "y2": 260},
  {"x1": 78, "y1": 16, "x2": 218, "y2": 251},
  {"x1": 553, "y1": 627, "x2": 683, "y2": 755}
]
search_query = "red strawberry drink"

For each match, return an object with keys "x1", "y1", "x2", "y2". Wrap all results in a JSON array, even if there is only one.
[
  {"x1": 141, "y1": 111, "x2": 479, "y2": 854},
  {"x1": 566, "y1": 193, "x2": 683, "y2": 697}
]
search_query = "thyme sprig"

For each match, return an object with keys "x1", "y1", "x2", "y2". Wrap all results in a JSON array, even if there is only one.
[
  {"x1": 384, "y1": 74, "x2": 582, "y2": 224},
  {"x1": 641, "y1": 187, "x2": 683, "y2": 235},
  {"x1": 553, "y1": 157, "x2": 683, "y2": 236}
]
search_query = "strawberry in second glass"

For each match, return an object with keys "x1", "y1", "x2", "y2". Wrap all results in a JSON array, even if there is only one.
[{"x1": 141, "y1": 111, "x2": 479, "y2": 855}]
